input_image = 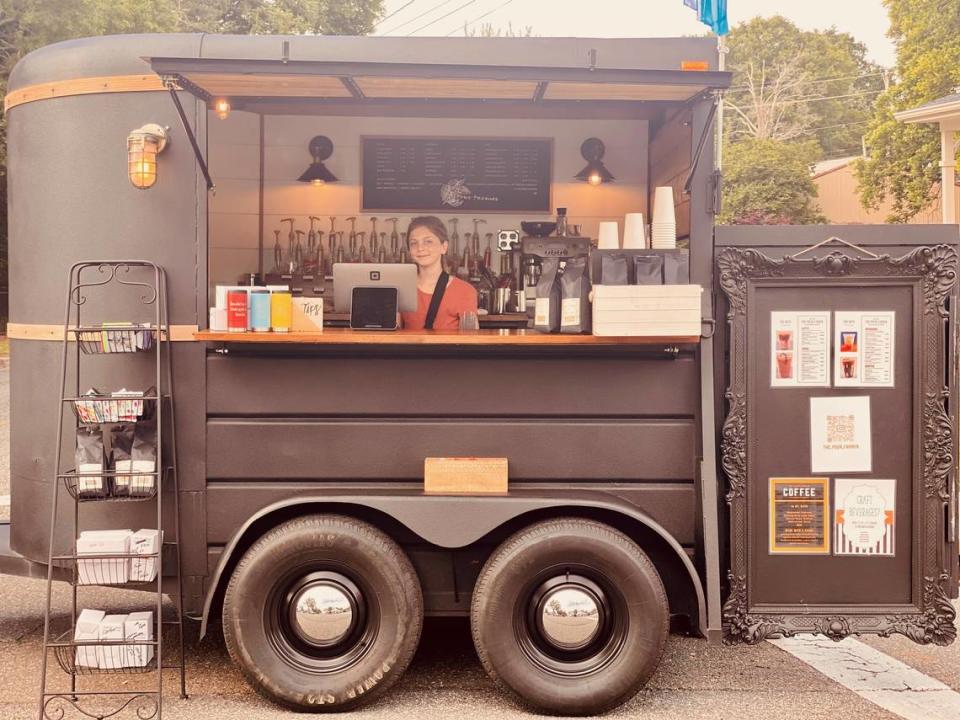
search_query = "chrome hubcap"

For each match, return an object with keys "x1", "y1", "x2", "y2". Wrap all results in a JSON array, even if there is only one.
[
  {"x1": 289, "y1": 579, "x2": 357, "y2": 648},
  {"x1": 537, "y1": 585, "x2": 603, "y2": 651}
]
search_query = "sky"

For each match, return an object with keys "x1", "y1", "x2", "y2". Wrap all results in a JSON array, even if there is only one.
[{"x1": 374, "y1": 0, "x2": 897, "y2": 67}]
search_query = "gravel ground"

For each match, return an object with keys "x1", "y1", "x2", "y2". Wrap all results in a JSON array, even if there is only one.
[{"x1": 0, "y1": 575, "x2": 902, "y2": 720}]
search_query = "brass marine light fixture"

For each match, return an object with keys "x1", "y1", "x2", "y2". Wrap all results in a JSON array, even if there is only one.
[{"x1": 127, "y1": 123, "x2": 169, "y2": 190}]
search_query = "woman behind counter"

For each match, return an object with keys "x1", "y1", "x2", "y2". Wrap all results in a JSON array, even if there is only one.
[{"x1": 401, "y1": 216, "x2": 478, "y2": 330}]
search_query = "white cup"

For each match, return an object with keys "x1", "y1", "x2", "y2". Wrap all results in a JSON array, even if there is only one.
[
  {"x1": 597, "y1": 221, "x2": 620, "y2": 249},
  {"x1": 623, "y1": 213, "x2": 646, "y2": 249},
  {"x1": 653, "y1": 186, "x2": 677, "y2": 225}
]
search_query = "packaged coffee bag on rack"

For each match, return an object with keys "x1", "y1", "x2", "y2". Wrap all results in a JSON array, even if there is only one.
[
  {"x1": 110, "y1": 424, "x2": 135, "y2": 497},
  {"x1": 634, "y1": 254, "x2": 664, "y2": 285},
  {"x1": 663, "y1": 250, "x2": 690, "y2": 285},
  {"x1": 75, "y1": 427, "x2": 106, "y2": 498},
  {"x1": 601, "y1": 253, "x2": 630, "y2": 285},
  {"x1": 560, "y1": 257, "x2": 592, "y2": 334},
  {"x1": 533, "y1": 258, "x2": 562, "y2": 333},
  {"x1": 130, "y1": 422, "x2": 157, "y2": 497}
]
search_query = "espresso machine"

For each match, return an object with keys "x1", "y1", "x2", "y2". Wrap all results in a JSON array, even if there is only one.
[{"x1": 515, "y1": 235, "x2": 592, "y2": 314}]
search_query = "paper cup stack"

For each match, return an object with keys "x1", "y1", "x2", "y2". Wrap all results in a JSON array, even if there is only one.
[
  {"x1": 597, "y1": 221, "x2": 620, "y2": 249},
  {"x1": 651, "y1": 186, "x2": 677, "y2": 249},
  {"x1": 623, "y1": 213, "x2": 647, "y2": 249}
]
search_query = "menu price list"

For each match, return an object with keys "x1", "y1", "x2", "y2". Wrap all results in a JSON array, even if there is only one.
[{"x1": 362, "y1": 137, "x2": 551, "y2": 211}]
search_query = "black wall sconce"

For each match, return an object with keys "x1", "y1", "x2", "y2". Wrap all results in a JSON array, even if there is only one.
[
  {"x1": 575, "y1": 137, "x2": 614, "y2": 186},
  {"x1": 297, "y1": 135, "x2": 338, "y2": 186}
]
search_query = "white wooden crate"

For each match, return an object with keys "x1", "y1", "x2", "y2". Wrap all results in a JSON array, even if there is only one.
[{"x1": 592, "y1": 284, "x2": 702, "y2": 337}]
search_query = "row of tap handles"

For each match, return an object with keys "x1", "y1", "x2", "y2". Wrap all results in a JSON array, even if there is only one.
[{"x1": 271, "y1": 216, "x2": 500, "y2": 278}]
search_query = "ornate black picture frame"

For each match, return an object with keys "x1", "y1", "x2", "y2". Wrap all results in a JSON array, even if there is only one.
[{"x1": 717, "y1": 244, "x2": 958, "y2": 646}]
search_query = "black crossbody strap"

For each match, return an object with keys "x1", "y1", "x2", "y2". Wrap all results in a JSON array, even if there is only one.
[{"x1": 423, "y1": 272, "x2": 450, "y2": 330}]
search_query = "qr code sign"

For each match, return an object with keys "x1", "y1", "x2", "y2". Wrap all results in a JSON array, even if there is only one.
[{"x1": 827, "y1": 414, "x2": 855, "y2": 443}]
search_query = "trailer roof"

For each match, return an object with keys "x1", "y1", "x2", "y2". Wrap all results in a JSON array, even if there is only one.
[{"x1": 146, "y1": 35, "x2": 729, "y2": 110}]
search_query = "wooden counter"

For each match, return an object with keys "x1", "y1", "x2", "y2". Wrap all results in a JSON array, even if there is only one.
[{"x1": 194, "y1": 328, "x2": 699, "y2": 346}]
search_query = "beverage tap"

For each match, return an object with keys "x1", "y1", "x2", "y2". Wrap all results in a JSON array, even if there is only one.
[
  {"x1": 335, "y1": 232, "x2": 345, "y2": 264},
  {"x1": 294, "y1": 230, "x2": 305, "y2": 272},
  {"x1": 460, "y1": 235, "x2": 472, "y2": 278},
  {"x1": 379, "y1": 233, "x2": 388, "y2": 263},
  {"x1": 281, "y1": 218, "x2": 295, "y2": 272},
  {"x1": 387, "y1": 218, "x2": 399, "y2": 260},
  {"x1": 308, "y1": 216, "x2": 320, "y2": 253},
  {"x1": 449, "y1": 218, "x2": 460, "y2": 258},
  {"x1": 399, "y1": 233, "x2": 409, "y2": 264},
  {"x1": 357, "y1": 231, "x2": 367, "y2": 263},
  {"x1": 369, "y1": 217, "x2": 378, "y2": 249},
  {"x1": 346, "y1": 216, "x2": 358, "y2": 260},
  {"x1": 315, "y1": 230, "x2": 325, "y2": 274},
  {"x1": 472, "y1": 219, "x2": 486, "y2": 257},
  {"x1": 272, "y1": 230, "x2": 283, "y2": 272}
]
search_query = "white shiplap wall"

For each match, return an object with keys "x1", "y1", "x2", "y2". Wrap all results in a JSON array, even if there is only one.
[{"x1": 208, "y1": 110, "x2": 649, "y2": 285}]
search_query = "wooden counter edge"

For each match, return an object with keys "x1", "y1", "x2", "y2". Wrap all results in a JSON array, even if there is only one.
[{"x1": 192, "y1": 329, "x2": 701, "y2": 345}]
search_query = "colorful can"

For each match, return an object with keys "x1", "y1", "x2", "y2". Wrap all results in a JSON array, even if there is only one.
[
  {"x1": 226, "y1": 289, "x2": 248, "y2": 333},
  {"x1": 250, "y1": 290, "x2": 271, "y2": 332},
  {"x1": 270, "y1": 291, "x2": 292, "y2": 333}
]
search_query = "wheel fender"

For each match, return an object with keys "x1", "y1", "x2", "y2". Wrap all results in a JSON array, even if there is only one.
[{"x1": 199, "y1": 492, "x2": 705, "y2": 637}]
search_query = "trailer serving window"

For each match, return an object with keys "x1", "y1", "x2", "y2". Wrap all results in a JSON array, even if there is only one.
[{"x1": 146, "y1": 55, "x2": 729, "y2": 303}]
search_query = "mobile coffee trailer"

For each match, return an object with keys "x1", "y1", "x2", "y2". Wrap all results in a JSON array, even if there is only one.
[{"x1": 3, "y1": 33, "x2": 959, "y2": 717}]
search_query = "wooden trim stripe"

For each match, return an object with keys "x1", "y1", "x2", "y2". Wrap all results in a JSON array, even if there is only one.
[
  {"x1": 7, "y1": 323, "x2": 199, "y2": 342},
  {"x1": 4, "y1": 74, "x2": 168, "y2": 112}
]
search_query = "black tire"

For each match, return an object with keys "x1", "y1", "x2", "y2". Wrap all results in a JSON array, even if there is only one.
[
  {"x1": 222, "y1": 514, "x2": 423, "y2": 712},
  {"x1": 470, "y1": 518, "x2": 668, "y2": 715}
]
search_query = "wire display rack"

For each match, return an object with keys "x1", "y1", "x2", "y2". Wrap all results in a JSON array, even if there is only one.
[{"x1": 37, "y1": 262, "x2": 187, "y2": 720}]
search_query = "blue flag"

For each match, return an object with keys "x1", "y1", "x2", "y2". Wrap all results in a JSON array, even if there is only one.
[
  {"x1": 684, "y1": 0, "x2": 699, "y2": 10},
  {"x1": 698, "y1": 0, "x2": 729, "y2": 36}
]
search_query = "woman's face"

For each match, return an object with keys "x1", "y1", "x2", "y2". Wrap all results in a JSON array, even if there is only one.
[{"x1": 408, "y1": 225, "x2": 448, "y2": 269}]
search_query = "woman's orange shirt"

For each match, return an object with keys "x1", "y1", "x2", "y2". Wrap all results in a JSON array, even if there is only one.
[{"x1": 401, "y1": 276, "x2": 479, "y2": 330}]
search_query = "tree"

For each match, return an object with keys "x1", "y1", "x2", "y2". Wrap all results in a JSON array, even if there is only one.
[
  {"x1": 724, "y1": 16, "x2": 883, "y2": 159},
  {"x1": 855, "y1": 0, "x2": 960, "y2": 222},
  {"x1": 461, "y1": 21, "x2": 533, "y2": 38},
  {"x1": 0, "y1": 0, "x2": 385, "y2": 309},
  {"x1": 719, "y1": 138, "x2": 826, "y2": 225}
]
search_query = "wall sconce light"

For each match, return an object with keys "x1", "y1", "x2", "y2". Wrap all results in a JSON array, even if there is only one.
[
  {"x1": 575, "y1": 137, "x2": 614, "y2": 186},
  {"x1": 127, "y1": 123, "x2": 169, "y2": 190},
  {"x1": 297, "y1": 135, "x2": 338, "y2": 187},
  {"x1": 213, "y1": 98, "x2": 231, "y2": 120}
]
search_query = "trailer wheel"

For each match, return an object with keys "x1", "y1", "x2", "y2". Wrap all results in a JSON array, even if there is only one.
[
  {"x1": 471, "y1": 518, "x2": 668, "y2": 715},
  {"x1": 222, "y1": 514, "x2": 423, "y2": 712}
]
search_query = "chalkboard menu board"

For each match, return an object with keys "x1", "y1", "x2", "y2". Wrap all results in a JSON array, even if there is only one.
[{"x1": 361, "y1": 136, "x2": 552, "y2": 213}]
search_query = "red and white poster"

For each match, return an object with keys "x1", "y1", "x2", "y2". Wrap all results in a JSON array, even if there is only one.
[
  {"x1": 834, "y1": 311, "x2": 895, "y2": 388},
  {"x1": 770, "y1": 311, "x2": 830, "y2": 388}
]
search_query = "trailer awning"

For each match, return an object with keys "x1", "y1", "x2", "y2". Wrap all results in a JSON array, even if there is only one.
[{"x1": 146, "y1": 56, "x2": 731, "y2": 109}]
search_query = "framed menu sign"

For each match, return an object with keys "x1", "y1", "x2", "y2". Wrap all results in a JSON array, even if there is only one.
[
  {"x1": 361, "y1": 136, "x2": 552, "y2": 212},
  {"x1": 717, "y1": 242, "x2": 958, "y2": 647}
]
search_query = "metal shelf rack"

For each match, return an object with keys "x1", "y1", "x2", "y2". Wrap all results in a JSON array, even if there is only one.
[{"x1": 37, "y1": 261, "x2": 187, "y2": 720}]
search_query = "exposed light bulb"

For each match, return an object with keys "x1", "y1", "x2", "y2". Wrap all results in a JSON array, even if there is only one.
[
  {"x1": 214, "y1": 99, "x2": 231, "y2": 120},
  {"x1": 311, "y1": 178, "x2": 325, "y2": 187},
  {"x1": 588, "y1": 172, "x2": 603, "y2": 186}
]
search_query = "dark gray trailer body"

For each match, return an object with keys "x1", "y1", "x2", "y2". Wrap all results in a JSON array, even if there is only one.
[{"x1": 4, "y1": 31, "x2": 958, "y2": 716}]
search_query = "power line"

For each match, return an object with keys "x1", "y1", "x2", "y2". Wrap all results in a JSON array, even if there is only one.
[
  {"x1": 443, "y1": 0, "x2": 516, "y2": 36},
  {"x1": 728, "y1": 89, "x2": 884, "y2": 111},
  {"x1": 407, "y1": 0, "x2": 482, "y2": 35},
  {"x1": 725, "y1": 71, "x2": 886, "y2": 95},
  {"x1": 380, "y1": 0, "x2": 458, "y2": 35},
  {"x1": 375, "y1": 0, "x2": 419, "y2": 28}
]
